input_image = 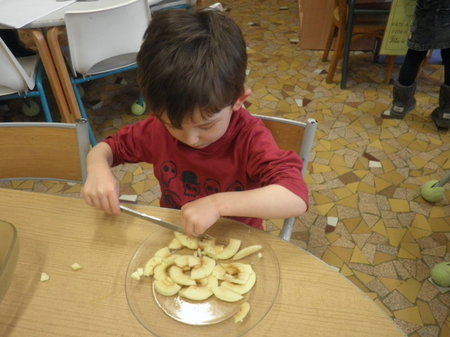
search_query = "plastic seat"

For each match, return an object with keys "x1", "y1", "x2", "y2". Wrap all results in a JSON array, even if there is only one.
[
  {"x1": 0, "y1": 119, "x2": 90, "y2": 183},
  {"x1": 63, "y1": 0, "x2": 151, "y2": 144},
  {"x1": 0, "y1": 37, "x2": 52, "y2": 122},
  {"x1": 253, "y1": 114, "x2": 318, "y2": 241}
]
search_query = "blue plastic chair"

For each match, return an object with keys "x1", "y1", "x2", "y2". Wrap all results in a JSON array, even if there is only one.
[
  {"x1": 0, "y1": 37, "x2": 52, "y2": 122},
  {"x1": 63, "y1": 0, "x2": 151, "y2": 145}
]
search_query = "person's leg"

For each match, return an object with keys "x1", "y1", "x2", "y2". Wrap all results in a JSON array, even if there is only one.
[
  {"x1": 384, "y1": 49, "x2": 428, "y2": 119},
  {"x1": 398, "y1": 49, "x2": 428, "y2": 86},
  {"x1": 442, "y1": 48, "x2": 450, "y2": 86},
  {"x1": 0, "y1": 29, "x2": 35, "y2": 57},
  {"x1": 431, "y1": 48, "x2": 450, "y2": 129}
]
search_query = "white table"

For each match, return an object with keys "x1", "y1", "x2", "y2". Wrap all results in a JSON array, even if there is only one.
[{"x1": 24, "y1": 0, "x2": 134, "y2": 28}]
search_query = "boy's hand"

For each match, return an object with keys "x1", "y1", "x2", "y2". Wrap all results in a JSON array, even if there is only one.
[
  {"x1": 81, "y1": 168, "x2": 120, "y2": 215},
  {"x1": 180, "y1": 196, "x2": 220, "y2": 236}
]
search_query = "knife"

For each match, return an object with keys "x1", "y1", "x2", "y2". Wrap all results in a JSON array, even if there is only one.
[{"x1": 120, "y1": 205, "x2": 213, "y2": 240}]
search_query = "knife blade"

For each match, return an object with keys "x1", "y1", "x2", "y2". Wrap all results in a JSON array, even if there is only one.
[{"x1": 120, "y1": 205, "x2": 213, "y2": 240}]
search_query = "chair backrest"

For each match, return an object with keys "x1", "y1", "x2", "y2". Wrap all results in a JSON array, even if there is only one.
[
  {"x1": 254, "y1": 114, "x2": 317, "y2": 241},
  {"x1": 64, "y1": 0, "x2": 151, "y2": 76},
  {"x1": 148, "y1": 0, "x2": 196, "y2": 12},
  {"x1": 255, "y1": 114, "x2": 317, "y2": 175},
  {"x1": 0, "y1": 37, "x2": 35, "y2": 94},
  {"x1": 0, "y1": 120, "x2": 90, "y2": 183},
  {"x1": 335, "y1": 0, "x2": 389, "y2": 31}
]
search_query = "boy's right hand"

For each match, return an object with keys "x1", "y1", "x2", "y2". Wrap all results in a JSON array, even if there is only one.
[{"x1": 81, "y1": 168, "x2": 121, "y2": 215}]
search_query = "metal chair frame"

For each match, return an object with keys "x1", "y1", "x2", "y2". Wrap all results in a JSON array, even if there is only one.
[{"x1": 254, "y1": 114, "x2": 318, "y2": 241}]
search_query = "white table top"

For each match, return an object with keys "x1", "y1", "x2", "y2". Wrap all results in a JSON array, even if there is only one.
[
  {"x1": 26, "y1": 0, "x2": 135, "y2": 28},
  {"x1": 0, "y1": 0, "x2": 137, "y2": 29}
]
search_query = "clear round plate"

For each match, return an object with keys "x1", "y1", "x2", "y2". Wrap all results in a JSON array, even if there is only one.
[{"x1": 125, "y1": 221, "x2": 280, "y2": 337}]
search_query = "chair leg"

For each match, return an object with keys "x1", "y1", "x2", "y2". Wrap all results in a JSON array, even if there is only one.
[
  {"x1": 47, "y1": 27, "x2": 82, "y2": 122},
  {"x1": 384, "y1": 55, "x2": 396, "y2": 84},
  {"x1": 279, "y1": 217, "x2": 295, "y2": 241},
  {"x1": 322, "y1": 25, "x2": 337, "y2": 62},
  {"x1": 326, "y1": 29, "x2": 345, "y2": 83},
  {"x1": 36, "y1": 64, "x2": 53, "y2": 122},
  {"x1": 30, "y1": 29, "x2": 71, "y2": 123},
  {"x1": 373, "y1": 37, "x2": 382, "y2": 63},
  {"x1": 72, "y1": 81, "x2": 97, "y2": 145}
]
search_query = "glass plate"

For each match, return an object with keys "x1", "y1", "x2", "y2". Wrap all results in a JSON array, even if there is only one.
[{"x1": 126, "y1": 221, "x2": 280, "y2": 337}]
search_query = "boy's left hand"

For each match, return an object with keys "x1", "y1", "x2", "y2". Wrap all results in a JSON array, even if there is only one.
[{"x1": 180, "y1": 196, "x2": 220, "y2": 237}]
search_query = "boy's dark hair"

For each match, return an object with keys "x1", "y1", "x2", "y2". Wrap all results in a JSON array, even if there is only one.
[{"x1": 136, "y1": 9, "x2": 247, "y2": 128}]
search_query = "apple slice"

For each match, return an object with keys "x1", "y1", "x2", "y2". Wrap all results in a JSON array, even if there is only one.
[
  {"x1": 222, "y1": 270, "x2": 256, "y2": 294},
  {"x1": 168, "y1": 265, "x2": 196, "y2": 286},
  {"x1": 232, "y1": 245, "x2": 262, "y2": 260},
  {"x1": 153, "y1": 258, "x2": 177, "y2": 281},
  {"x1": 143, "y1": 256, "x2": 162, "y2": 276},
  {"x1": 191, "y1": 256, "x2": 216, "y2": 280},
  {"x1": 154, "y1": 246, "x2": 171, "y2": 258},
  {"x1": 71, "y1": 263, "x2": 82, "y2": 271},
  {"x1": 212, "y1": 264, "x2": 227, "y2": 280},
  {"x1": 153, "y1": 278, "x2": 181, "y2": 296},
  {"x1": 174, "y1": 255, "x2": 200, "y2": 269},
  {"x1": 179, "y1": 285, "x2": 213, "y2": 301},
  {"x1": 174, "y1": 232, "x2": 199, "y2": 250},
  {"x1": 215, "y1": 238, "x2": 242, "y2": 260},
  {"x1": 198, "y1": 274, "x2": 219, "y2": 289},
  {"x1": 203, "y1": 243, "x2": 224, "y2": 259},
  {"x1": 130, "y1": 271, "x2": 141, "y2": 281},
  {"x1": 234, "y1": 302, "x2": 250, "y2": 322},
  {"x1": 40, "y1": 272, "x2": 50, "y2": 282},
  {"x1": 212, "y1": 286, "x2": 243, "y2": 302},
  {"x1": 222, "y1": 263, "x2": 253, "y2": 285},
  {"x1": 168, "y1": 238, "x2": 183, "y2": 250}
]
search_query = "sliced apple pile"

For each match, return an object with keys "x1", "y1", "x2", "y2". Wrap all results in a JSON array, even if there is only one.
[{"x1": 130, "y1": 232, "x2": 263, "y2": 322}]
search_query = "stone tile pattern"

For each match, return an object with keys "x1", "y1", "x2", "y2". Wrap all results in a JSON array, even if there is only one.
[{"x1": 2, "y1": 1, "x2": 449, "y2": 337}]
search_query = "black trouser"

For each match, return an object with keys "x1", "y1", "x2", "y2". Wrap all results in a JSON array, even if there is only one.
[{"x1": 398, "y1": 48, "x2": 450, "y2": 86}]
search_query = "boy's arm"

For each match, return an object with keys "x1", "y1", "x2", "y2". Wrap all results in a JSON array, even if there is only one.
[
  {"x1": 181, "y1": 184, "x2": 307, "y2": 236},
  {"x1": 81, "y1": 142, "x2": 121, "y2": 215}
]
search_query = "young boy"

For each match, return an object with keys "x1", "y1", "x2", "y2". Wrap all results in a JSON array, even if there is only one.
[{"x1": 81, "y1": 9, "x2": 309, "y2": 236}]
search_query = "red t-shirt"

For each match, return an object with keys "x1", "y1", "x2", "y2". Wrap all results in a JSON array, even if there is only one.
[{"x1": 104, "y1": 107, "x2": 309, "y2": 229}]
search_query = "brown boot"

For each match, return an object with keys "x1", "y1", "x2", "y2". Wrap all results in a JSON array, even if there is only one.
[{"x1": 431, "y1": 84, "x2": 450, "y2": 130}]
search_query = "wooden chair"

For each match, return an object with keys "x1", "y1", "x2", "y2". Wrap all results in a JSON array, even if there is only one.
[
  {"x1": 0, "y1": 119, "x2": 90, "y2": 183},
  {"x1": 323, "y1": 0, "x2": 390, "y2": 84},
  {"x1": 254, "y1": 114, "x2": 318, "y2": 241}
]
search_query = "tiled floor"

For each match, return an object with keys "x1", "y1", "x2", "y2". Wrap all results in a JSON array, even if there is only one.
[{"x1": 1, "y1": 1, "x2": 449, "y2": 336}]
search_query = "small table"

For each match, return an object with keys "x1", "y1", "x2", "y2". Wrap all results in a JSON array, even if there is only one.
[{"x1": 0, "y1": 188, "x2": 406, "y2": 337}]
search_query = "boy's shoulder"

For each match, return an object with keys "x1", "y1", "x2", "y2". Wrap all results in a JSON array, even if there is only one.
[{"x1": 232, "y1": 107, "x2": 264, "y2": 129}]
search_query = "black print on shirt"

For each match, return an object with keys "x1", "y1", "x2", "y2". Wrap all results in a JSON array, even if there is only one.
[
  {"x1": 204, "y1": 178, "x2": 221, "y2": 195},
  {"x1": 161, "y1": 160, "x2": 177, "y2": 187},
  {"x1": 163, "y1": 190, "x2": 181, "y2": 209},
  {"x1": 226, "y1": 181, "x2": 244, "y2": 191},
  {"x1": 182, "y1": 170, "x2": 200, "y2": 197}
]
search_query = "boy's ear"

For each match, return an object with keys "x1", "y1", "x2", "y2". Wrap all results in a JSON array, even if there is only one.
[{"x1": 232, "y1": 88, "x2": 252, "y2": 111}]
